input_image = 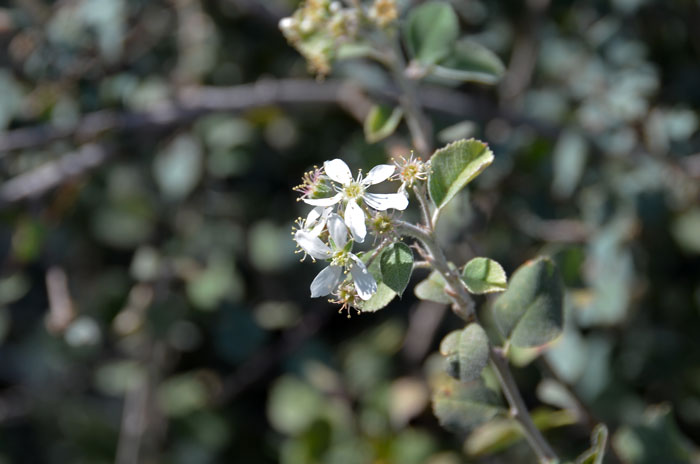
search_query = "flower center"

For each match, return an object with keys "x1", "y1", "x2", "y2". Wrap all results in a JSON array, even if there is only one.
[
  {"x1": 331, "y1": 249, "x2": 352, "y2": 268},
  {"x1": 343, "y1": 181, "x2": 364, "y2": 200}
]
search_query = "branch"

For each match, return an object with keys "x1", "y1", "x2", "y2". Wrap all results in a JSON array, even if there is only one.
[
  {"x1": 0, "y1": 79, "x2": 373, "y2": 154},
  {"x1": 0, "y1": 143, "x2": 112, "y2": 206},
  {"x1": 0, "y1": 78, "x2": 549, "y2": 155},
  {"x1": 394, "y1": 218, "x2": 559, "y2": 463}
]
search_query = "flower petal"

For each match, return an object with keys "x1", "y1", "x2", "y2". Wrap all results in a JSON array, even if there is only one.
[
  {"x1": 350, "y1": 257, "x2": 378, "y2": 300},
  {"x1": 304, "y1": 206, "x2": 323, "y2": 228},
  {"x1": 310, "y1": 265, "x2": 344, "y2": 298},
  {"x1": 363, "y1": 192, "x2": 409, "y2": 211},
  {"x1": 363, "y1": 164, "x2": 395, "y2": 185},
  {"x1": 303, "y1": 193, "x2": 342, "y2": 207},
  {"x1": 308, "y1": 207, "x2": 331, "y2": 236},
  {"x1": 294, "y1": 230, "x2": 332, "y2": 259},
  {"x1": 324, "y1": 159, "x2": 353, "y2": 185},
  {"x1": 344, "y1": 200, "x2": 367, "y2": 243},
  {"x1": 327, "y1": 213, "x2": 348, "y2": 249}
]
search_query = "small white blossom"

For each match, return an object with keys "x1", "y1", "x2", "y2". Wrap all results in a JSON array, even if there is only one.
[
  {"x1": 300, "y1": 213, "x2": 377, "y2": 300},
  {"x1": 303, "y1": 159, "x2": 408, "y2": 243},
  {"x1": 293, "y1": 206, "x2": 331, "y2": 261}
]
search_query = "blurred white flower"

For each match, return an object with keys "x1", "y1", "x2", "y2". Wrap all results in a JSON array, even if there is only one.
[{"x1": 304, "y1": 159, "x2": 408, "y2": 243}]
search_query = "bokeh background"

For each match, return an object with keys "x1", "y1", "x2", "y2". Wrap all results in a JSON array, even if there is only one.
[{"x1": 0, "y1": 0, "x2": 699, "y2": 463}]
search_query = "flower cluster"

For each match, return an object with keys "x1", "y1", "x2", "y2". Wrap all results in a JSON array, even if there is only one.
[
  {"x1": 293, "y1": 159, "x2": 409, "y2": 314},
  {"x1": 279, "y1": 0, "x2": 359, "y2": 76}
]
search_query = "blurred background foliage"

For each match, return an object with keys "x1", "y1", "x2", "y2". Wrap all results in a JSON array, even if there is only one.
[{"x1": 0, "y1": 0, "x2": 699, "y2": 463}]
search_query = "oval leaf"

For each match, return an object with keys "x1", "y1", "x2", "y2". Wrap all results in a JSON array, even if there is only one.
[
  {"x1": 403, "y1": 1, "x2": 459, "y2": 65},
  {"x1": 357, "y1": 255, "x2": 396, "y2": 312},
  {"x1": 357, "y1": 282, "x2": 396, "y2": 313},
  {"x1": 462, "y1": 257, "x2": 507, "y2": 294},
  {"x1": 432, "y1": 376, "x2": 504, "y2": 434},
  {"x1": 431, "y1": 39, "x2": 505, "y2": 84},
  {"x1": 364, "y1": 105, "x2": 404, "y2": 143},
  {"x1": 414, "y1": 270, "x2": 451, "y2": 304},
  {"x1": 440, "y1": 323, "x2": 490, "y2": 382},
  {"x1": 492, "y1": 257, "x2": 564, "y2": 348},
  {"x1": 379, "y1": 242, "x2": 413, "y2": 296},
  {"x1": 428, "y1": 138, "x2": 494, "y2": 212},
  {"x1": 466, "y1": 408, "x2": 577, "y2": 457}
]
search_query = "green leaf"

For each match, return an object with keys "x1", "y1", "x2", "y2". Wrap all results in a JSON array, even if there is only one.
[
  {"x1": 492, "y1": 257, "x2": 564, "y2": 347},
  {"x1": 403, "y1": 1, "x2": 459, "y2": 65},
  {"x1": 431, "y1": 39, "x2": 505, "y2": 84},
  {"x1": 268, "y1": 376, "x2": 323, "y2": 435},
  {"x1": 153, "y1": 134, "x2": 203, "y2": 200},
  {"x1": 440, "y1": 323, "x2": 490, "y2": 382},
  {"x1": 576, "y1": 424, "x2": 608, "y2": 464},
  {"x1": 428, "y1": 138, "x2": 494, "y2": 212},
  {"x1": 462, "y1": 257, "x2": 507, "y2": 294},
  {"x1": 466, "y1": 408, "x2": 577, "y2": 457},
  {"x1": 358, "y1": 282, "x2": 397, "y2": 312},
  {"x1": 379, "y1": 242, "x2": 413, "y2": 296},
  {"x1": 612, "y1": 404, "x2": 696, "y2": 464},
  {"x1": 364, "y1": 105, "x2": 404, "y2": 143},
  {"x1": 432, "y1": 376, "x2": 504, "y2": 434},
  {"x1": 357, "y1": 255, "x2": 397, "y2": 312},
  {"x1": 414, "y1": 270, "x2": 451, "y2": 304}
]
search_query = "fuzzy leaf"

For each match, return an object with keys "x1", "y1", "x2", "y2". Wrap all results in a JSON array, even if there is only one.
[
  {"x1": 357, "y1": 282, "x2": 396, "y2": 312},
  {"x1": 466, "y1": 408, "x2": 577, "y2": 457},
  {"x1": 428, "y1": 138, "x2": 494, "y2": 212},
  {"x1": 403, "y1": 1, "x2": 459, "y2": 65},
  {"x1": 414, "y1": 270, "x2": 451, "y2": 304},
  {"x1": 364, "y1": 105, "x2": 403, "y2": 143},
  {"x1": 440, "y1": 323, "x2": 489, "y2": 382},
  {"x1": 380, "y1": 242, "x2": 413, "y2": 296},
  {"x1": 432, "y1": 376, "x2": 504, "y2": 434},
  {"x1": 357, "y1": 256, "x2": 396, "y2": 313},
  {"x1": 462, "y1": 257, "x2": 507, "y2": 294},
  {"x1": 492, "y1": 257, "x2": 564, "y2": 347},
  {"x1": 431, "y1": 39, "x2": 505, "y2": 84}
]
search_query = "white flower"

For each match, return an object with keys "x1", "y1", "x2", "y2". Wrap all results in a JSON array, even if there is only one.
[
  {"x1": 303, "y1": 159, "x2": 408, "y2": 243},
  {"x1": 299, "y1": 213, "x2": 377, "y2": 300},
  {"x1": 293, "y1": 206, "x2": 332, "y2": 261}
]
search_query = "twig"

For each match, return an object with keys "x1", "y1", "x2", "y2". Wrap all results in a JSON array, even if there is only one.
[
  {"x1": 0, "y1": 79, "x2": 372, "y2": 154},
  {"x1": 394, "y1": 218, "x2": 559, "y2": 463},
  {"x1": 0, "y1": 78, "x2": 552, "y2": 156},
  {"x1": 0, "y1": 143, "x2": 112, "y2": 206},
  {"x1": 491, "y1": 347, "x2": 558, "y2": 463},
  {"x1": 412, "y1": 183, "x2": 433, "y2": 230}
]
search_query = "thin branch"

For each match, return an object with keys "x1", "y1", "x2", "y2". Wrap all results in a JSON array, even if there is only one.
[
  {"x1": 491, "y1": 347, "x2": 558, "y2": 463},
  {"x1": 412, "y1": 183, "x2": 433, "y2": 230},
  {"x1": 394, "y1": 217, "x2": 559, "y2": 463},
  {"x1": 0, "y1": 79, "x2": 372, "y2": 154},
  {"x1": 0, "y1": 143, "x2": 112, "y2": 206},
  {"x1": 0, "y1": 78, "x2": 549, "y2": 156}
]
